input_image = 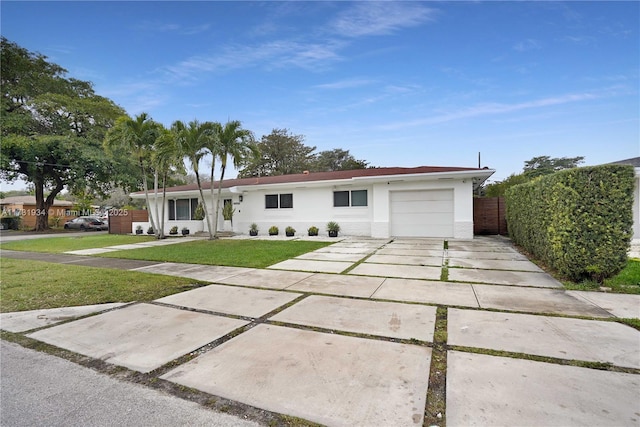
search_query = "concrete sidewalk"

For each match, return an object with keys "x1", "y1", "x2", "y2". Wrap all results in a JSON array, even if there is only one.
[
  {"x1": 2, "y1": 236, "x2": 639, "y2": 426},
  {"x1": 64, "y1": 236, "x2": 201, "y2": 255}
]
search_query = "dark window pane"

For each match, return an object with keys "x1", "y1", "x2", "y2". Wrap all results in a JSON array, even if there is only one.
[
  {"x1": 265, "y1": 194, "x2": 279, "y2": 209},
  {"x1": 190, "y1": 198, "x2": 199, "y2": 220},
  {"x1": 333, "y1": 191, "x2": 349, "y2": 207},
  {"x1": 351, "y1": 190, "x2": 368, "y2": 206},
  {"x1": 280, "y1": 193, "x2": 293, "y2": 208},
  {"x1": 169, "y1": 200, "x2": 176, "y2": 220},
  {"x1": 176, "y1": 199, "x2": 190, "y2": 220}
]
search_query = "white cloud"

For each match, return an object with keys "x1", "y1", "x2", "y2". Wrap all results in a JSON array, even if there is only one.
[
  {"x1": 378, "y1": 92, "x2": 600, "y2": 130},
  {"x1": 561, "y1": 35, "x2": 596, "y2": 45},
  {"x1": 163, "y1": 39, "x2": 346, "y2": 80},
  {"x1": 154, "y1": 3, "x2": 438, "y2": 83},
  {"x1": 513, "y1": 39, "x2": 542, "y2": 52},
  {"x1": 313, "y1": 78, "x2": 376, "y2": 90},
  {"x1": 329, "y1": 2, "x2": 436, "y2": 37},
  {"x1": 136, "y1": 21, "x2": 210, "y2": 36}
]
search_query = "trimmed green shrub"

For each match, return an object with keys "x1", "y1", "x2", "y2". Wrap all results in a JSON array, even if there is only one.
[
  {"x1": 193, "y1": 203, "x2": 205, "y2": 220},
  {"x1": 505, "y1": 164, "x2": 634, "y2": 282}
]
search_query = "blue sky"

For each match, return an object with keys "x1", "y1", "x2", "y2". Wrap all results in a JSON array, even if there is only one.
[{"x1": 1, "y1": 1, "x2": 638, "y2": 190}]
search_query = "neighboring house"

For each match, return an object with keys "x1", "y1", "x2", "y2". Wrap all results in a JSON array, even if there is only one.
[
  {"x1": 130, "y1": 166, "x2": 495, "y2": 239},
  {"x1": 609, "y1": 157, "x2": 640, "y2": 244},
  {"x1": 0, "y1": 196, "x2": 76, "y2": 229}
]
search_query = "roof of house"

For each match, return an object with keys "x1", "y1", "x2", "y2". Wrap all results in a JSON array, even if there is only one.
[
  {"x1": 137, "y1": 166, "x2": 494, "y2": 195},
  {"x1": 609, "y1": 157, "x2": 640, "y2": 167},
  {"x1": 0, "y1": 196, "x2": 74, "y2": 206}
]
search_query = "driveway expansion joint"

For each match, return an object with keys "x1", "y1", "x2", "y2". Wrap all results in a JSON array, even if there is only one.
[
  {"x1": 264, "y1": 319, "x2": 433, "y2": 347},
  {"x1": 424, "y1": 306, "x2": 448, "y2": 426},
  {"x1": 448, "y1": 345, "x2": 640, "y2": 375}
]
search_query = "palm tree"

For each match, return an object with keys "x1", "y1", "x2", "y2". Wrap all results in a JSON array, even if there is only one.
[
  {"x1": 205, "y1": 122, "x2": 222, "y2": 232},
  {"x1": 171, "y1": 119, "x2": 216, "y2": 239},
  {"x1": 213, "y1": 120, "x2": 256, "y2": 237},
  {"x1": 153, "y1": 126, "x2": 183, "y2": 238},
  {"x1": 104, "y1": 112, "x2": 160, "y2": 234}
]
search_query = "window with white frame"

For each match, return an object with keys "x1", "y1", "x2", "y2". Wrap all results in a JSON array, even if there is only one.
[
  {"x1": 168, "y1": 198, "x2": 200, "y2": 220},
  {"x1": 333, "y1": 190, "x2": 367, "y2": 207}
]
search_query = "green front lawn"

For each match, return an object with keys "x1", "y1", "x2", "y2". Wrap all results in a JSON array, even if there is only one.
[
  {"x1": 98, "y1": 239, "x2": 332, "y2": 268},
  {"x1": 0, "y1": 234, "x2": 155, "y2": 253},
  {"x1": 0, "y1": 258, "x2": 206, "y2": 312},
  {"x1": 563, "y1": 259, "x2": 640, "y2": 294}
]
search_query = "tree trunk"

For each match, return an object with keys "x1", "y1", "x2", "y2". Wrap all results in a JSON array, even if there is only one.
[
  {"x1": 34, "y1": 178, "x2": 48, "y2": 231},
  {"x1": 140, "y1": 161, "x2": 156, "y2": 233},
  {"x1": 194, "y1": 169, "x2": 214, "y2": 240},
  {"x1": 213, "y1": 162, "x2": 227, "y2": 239},
  {"x1": 34, "y1": 176, "x2": 64, "y2": 232},
  {"x1": 209, "y1": 161, "x2": 217, "y2": 238},
  {"x1": 160, "y1": 173, "x2": 167, "y2": 239},
  {"x1": 153, "y1": 169, "x2": 160, "y2": 238}
]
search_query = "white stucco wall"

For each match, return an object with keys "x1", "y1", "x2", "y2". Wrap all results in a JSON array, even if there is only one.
[
  {"x1": 234, "y1": 184, "x2": 372, "y2": 237},
  {"x1": 369, "y1": 179, "x2": 474, "y2": 239},
  {"x1": 132, "y1": 172, "x2": 482, "y2": 239}
]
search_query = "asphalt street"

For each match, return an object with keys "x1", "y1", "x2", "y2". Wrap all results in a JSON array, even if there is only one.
[{"x1": 0, "y1": 341, "x2": 260, "y2": 427}]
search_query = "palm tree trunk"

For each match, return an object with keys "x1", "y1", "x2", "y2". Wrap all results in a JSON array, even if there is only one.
[
  {"x1": 153, "y1": 169, "x2": 160, "y2": 238},
  {"x1": 140, "y1": 161, "x2": 156, "y2": 233},
  {"x1": 160, "y1": 173, "x2": 167, "y2": 239},
  {"x1": 209, "y1": 160, "x2": 217, "y2": 237},
  {"x1": 194, "y1": 169, "x2": 214, "y2": 240},
  {"x1": 214, "y1": 162, "x2": 227, "y2": 239}
]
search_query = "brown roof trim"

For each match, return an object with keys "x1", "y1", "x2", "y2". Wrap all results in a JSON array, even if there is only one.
[{"x1": 133, "y1": 166, "x2": 493, "y2": 195}]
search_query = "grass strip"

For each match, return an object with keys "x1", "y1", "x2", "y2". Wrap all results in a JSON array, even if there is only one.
[
  {"x1": 449, "y1": 345, "x2": 640, "y2": 375},
  {"x1": 0, "y1": 234, "x2": 156, "y2": 253},
  {"x1": 511, "y1": 243, "x2": 640, "y2": 295},
  {"x1": 562, "y1": 258, "x2": 640, "y2": 294},
  {"x1": 0, "y1": 258, "x2": 207, "y2": 312},
  {"x1": 97, "y1": 239, "x2": 332, "y2": 268},
  {"x1": 424, "y1": 306, "x2": 447, "y2": 427},
  {"x1": 617, "y1": 318, "x2": 640, "y2": 331}
]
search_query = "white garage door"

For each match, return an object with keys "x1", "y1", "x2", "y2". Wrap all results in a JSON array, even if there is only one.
[{"x1": 390, "y1": 190, "x2": 454, "y2": 237}]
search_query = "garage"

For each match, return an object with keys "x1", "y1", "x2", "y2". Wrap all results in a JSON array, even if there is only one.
[{"x1": 390, "y1": 189, "x2": 454, "y2": 237}]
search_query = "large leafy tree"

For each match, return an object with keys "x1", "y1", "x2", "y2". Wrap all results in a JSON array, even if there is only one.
[
  {"x1": 523, "y1": 155, "x2": 585, "y2": 178},
  {"x1": 238, "y1": 128, "x2": 315, "y2": 177},
  {"x1": 1, "y1": 38, "x2": 124, "y2": 230},
  {"x1": 212, "y1": 120, "x2": 255, "y2": 237},
  {"x1": 310, "y1": 148, "x2": 368, "y2": 172},
  {"x1": 238, "y1": 129, "x2": 370, "y2": 177},
  {"x1": 171, "y1": 120, "x2": 217, "y2": 239},
  {"x1": 484, "y1": 155, "x2": 585, "y2": 197}
]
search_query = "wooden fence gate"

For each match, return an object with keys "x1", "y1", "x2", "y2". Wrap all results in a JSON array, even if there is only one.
[
  {"x1": 108, "y1": 210, "x2": 148, "y2": 234},
  {"x1": 473, "y1": 197, "x2": 507, "y2": 235}
]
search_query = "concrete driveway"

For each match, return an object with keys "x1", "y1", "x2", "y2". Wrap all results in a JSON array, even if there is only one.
[{"x1": 2, "y1": 236, "x2": 639, "y2": 426}]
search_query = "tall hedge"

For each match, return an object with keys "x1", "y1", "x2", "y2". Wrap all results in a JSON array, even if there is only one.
[{"x1": 505, "y1": 165, "x2": 635, "y2": 282}]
